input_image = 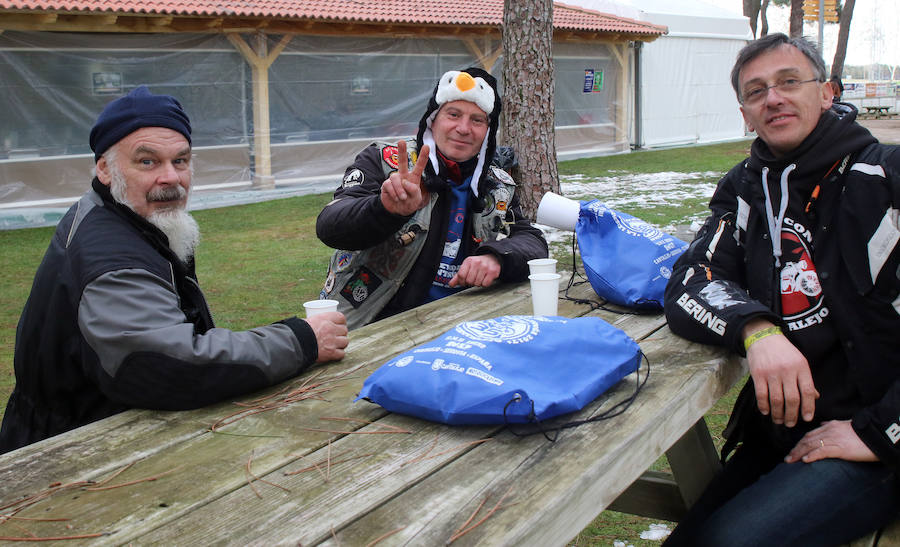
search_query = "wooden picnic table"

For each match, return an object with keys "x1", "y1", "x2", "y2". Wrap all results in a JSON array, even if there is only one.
[
  {"x1": 0, "y1": 277, "x2": 744, "y2": 545},
  {"x1": 863, "y1": 105, "x2": 896, "y2": 119}
]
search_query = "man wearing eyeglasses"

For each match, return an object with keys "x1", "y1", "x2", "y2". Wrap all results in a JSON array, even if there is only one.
[{"x1": 663, "y1": 33, "x2": 900, "y2": 546}]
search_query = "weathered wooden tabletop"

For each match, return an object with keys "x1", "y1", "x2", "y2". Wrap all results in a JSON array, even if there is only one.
[{"x1": 0, "y1": 278, "x2": 744, "y2": 546}]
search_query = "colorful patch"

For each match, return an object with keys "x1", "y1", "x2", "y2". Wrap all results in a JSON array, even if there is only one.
[
  {"x1": 382, "y1": 146, "x2": 400, "y2": 169},
  {"x1": 339, "y1": 266, "x2": 383, "y2": 308},
  {"x1": 323, "y1": 271, "x2": 336, "y2": 293},
  {"x1": 342, "y1": 168, "x2": 364, "y2": 188},
  {"x1": 335, "y1": 251, "x2": 354, "y2": 272},
  {"x1": 496, "y1": 201, "x2": 508, "y2": 212}
]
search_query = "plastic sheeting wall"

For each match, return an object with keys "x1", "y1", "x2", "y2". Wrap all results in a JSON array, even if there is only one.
[
  {"x1": 0, "y1": 31, "x2": 630, "y2": 212},
  {"x1": 640, "y1": 36, "x2": 746, "y2": 148}
]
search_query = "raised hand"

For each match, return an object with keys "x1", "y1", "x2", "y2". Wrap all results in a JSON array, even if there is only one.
[{"x1": 380, "y1": 140, "x2": 431, "y2": 216}]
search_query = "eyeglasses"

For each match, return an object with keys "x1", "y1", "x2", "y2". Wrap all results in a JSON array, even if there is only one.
[{"x1": 741, "y1": 78, "x2": 821, "y2": 105}]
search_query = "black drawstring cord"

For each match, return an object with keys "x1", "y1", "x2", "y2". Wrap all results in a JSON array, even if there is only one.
[
  {"x1": 560, "y1": 233, "x2": 661, "y2": 315},
  {"x1": 502, "y1": 351, "x2": 651, "y2": 441}
]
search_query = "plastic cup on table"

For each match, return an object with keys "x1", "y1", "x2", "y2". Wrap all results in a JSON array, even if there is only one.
[
  {"x1": 527, "y1": 258, "x2": 558, "y2": 275},
  {"x1": 303, "y1": 299, "x2": 339, "y2": 317},
  {"x1": 529, "y1": 273, "x2": 561, "y2": 316}
]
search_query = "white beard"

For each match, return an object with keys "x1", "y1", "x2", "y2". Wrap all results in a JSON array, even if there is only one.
[{"x1": 107, "y1": 156, "x2": 200, "y2": 264}]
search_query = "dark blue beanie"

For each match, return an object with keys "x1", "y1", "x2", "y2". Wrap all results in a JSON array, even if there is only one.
[{"x1": 89, "y1": 85, "x2": 192, "y2": 162}]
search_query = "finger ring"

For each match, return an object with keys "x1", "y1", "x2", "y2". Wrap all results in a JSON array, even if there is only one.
[{"x1": 820, "y1": 439, "x2": 825, "y2": 448}]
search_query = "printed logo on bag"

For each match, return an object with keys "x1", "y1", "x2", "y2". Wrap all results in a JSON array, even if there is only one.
[
  {"x1": 342, "y1": 169, "x2": 364, "y2": 188},
  {"x1": 455, "y1": 316, "x2": 540, "y2": 344},
  {"x1": 382, "y1": 146, "x2": 400, "y2": 169},
  {"x1": 339, "y1": 266, "x2": 383, "y2": 308}
]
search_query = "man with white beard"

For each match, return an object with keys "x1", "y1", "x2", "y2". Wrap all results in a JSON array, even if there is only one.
[{"x1": 0, "y1": 86, "x2": 348, "y2": 454}]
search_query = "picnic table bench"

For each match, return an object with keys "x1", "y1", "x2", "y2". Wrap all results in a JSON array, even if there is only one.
[
  {"x1": 0, "y1": 277, "x2": 746, "y2": 544},
  {"x1": 862, "y1": 105, "x2": 897, "y2": 119}
]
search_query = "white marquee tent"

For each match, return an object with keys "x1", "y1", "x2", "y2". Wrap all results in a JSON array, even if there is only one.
[{"x1": 568, "y1": 0, "x2": 753, "y2": 148}]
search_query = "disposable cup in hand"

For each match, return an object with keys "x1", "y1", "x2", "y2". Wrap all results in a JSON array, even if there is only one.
[
  {"x1": 303, "y1": 299, "x2": 339, "y2": 317},
  {"x1": 528, "y1": 258, "x2": 558, "y2": 275},
  {"x1": 529, "y1": 273, "x2": 561, "y2": 316}
]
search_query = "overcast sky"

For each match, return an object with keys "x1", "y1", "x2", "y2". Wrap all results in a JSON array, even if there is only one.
[{"x1": 703, "y1": 0, "x2": 900, "y2": 68}]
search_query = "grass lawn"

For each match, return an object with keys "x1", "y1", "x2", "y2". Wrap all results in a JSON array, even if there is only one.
[{"x1": 0, "y1": 139, "x2": 753, "y2": 545}]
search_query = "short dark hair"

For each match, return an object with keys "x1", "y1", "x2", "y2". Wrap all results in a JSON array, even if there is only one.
[{"x1": 730, "y1": 33, "x2": 827, "y2": 103}]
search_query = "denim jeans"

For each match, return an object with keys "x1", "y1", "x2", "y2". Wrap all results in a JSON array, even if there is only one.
[{"x1": 664, "y1": 442, "x2": 900, "y2": 547}]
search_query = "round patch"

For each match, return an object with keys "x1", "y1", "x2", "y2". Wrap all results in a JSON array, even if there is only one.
[
  {"x1": 455, "y1": 316, "x2": 539, "y2": 345},
  {"x1": 352, "y1": 285, "x2": 369, "y2": 302}
]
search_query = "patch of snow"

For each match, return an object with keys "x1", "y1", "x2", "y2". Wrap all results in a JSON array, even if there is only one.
[{"x1": 639, "y1": 523, "x2": 672, "y2": 541}]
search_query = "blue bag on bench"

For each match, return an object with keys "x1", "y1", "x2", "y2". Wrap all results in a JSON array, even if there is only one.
[
  {"x1": 576, "y1": 200, "x2": 688, "y2": 310},
  {"x1": 355, "y1": 315, "x2": 642, "y2": 425}
]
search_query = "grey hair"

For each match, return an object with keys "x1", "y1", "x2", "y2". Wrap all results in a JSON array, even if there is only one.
[{"x1": 731, "y1": 33, "x2": 827, "y2": 103}]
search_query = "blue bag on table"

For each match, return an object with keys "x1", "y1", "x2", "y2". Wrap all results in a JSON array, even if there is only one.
[
  {"x1": 355, "y1": 315, "x2": 642, "y2": 425},
  {"x1": 576, "y1": 200, "x2": 688, "y2": 310}
]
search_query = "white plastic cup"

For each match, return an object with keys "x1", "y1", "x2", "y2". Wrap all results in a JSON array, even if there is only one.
[
  {"x1": 303, "y1": 299, "x2": 339, "y2": 317},
  {"x1": 528, "y1": 258, "x2": 558, "y2": 275},
  {"x1": 536, "y1": 192, "x2": 580, "y2": 231},
  {"x1": 529, "y1": 273, "x2": 561, "y2": 316}
]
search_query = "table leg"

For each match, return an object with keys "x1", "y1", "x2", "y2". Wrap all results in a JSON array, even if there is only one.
[{"x1": 608, "y1": 419, "x2": 721, "y2": 521}]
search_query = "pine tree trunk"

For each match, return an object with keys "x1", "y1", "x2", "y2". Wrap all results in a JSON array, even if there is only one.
[
  {"x1": 789, "y1": 0, "x2": 804, "y2": 37},
  {"x1": 831, "y1": 0, "x2": 855, "y2": 79},
  {"x1": 500, "y1": 0, "x2": 559, "y2": 220},
  {"x1": 744, "y1": 0, "x2": 761, "y2": 38}
]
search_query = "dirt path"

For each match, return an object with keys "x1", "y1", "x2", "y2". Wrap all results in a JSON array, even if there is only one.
[{"x1": 858, "y1": 118, "x2": 900, "y2": 144}]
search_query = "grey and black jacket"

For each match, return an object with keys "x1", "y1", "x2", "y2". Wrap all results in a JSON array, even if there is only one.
[
  {"x1": 664, "y1": 103, "x2": 900, "y2": 470},
  {"x1": 316, "y1": 140, "x2": 548, "y2": 329},
  {"x1": 0, "y1": 178, "x2": 318, "y2": 454}
]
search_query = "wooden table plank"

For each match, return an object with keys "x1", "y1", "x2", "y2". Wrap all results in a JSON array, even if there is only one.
[
  {"x1": 0, "y1": 279, "x2": 600, "y2": 543},
  {"x1": 131, "y1": 313, "x2": 673, "y2": 545},
  {"x1": 324, "y1": 327, "x2": 741, "y2": 546}
]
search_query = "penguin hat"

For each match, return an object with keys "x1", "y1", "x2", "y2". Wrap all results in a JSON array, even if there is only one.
[{"x1": 416, "y1": 67, "x2": 502, "y2": 196}]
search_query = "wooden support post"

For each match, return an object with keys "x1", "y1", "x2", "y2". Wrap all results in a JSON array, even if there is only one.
[
  {"x1": 666, "y1": 419, "x2": 721, "y2": 509},
  {"x1": 227, "y1": 31, "x2": 293, "y2": 189},
  {"x1": 609, "y1": 419, "x2": 721, "y2": 521},
  {"x1": 610, "y1": 43, "x2": 629, "y2": 149},
  {"x1": 462, "y1": 36, "x2": 502, "y2": 72}
]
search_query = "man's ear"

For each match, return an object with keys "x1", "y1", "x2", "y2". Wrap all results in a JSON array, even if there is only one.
[
  {"x1": 820, "y1": 80, "x2": 835, "y2": 110},
  {"x1": 739, "y1": 105, "x2": 755, "y2": 133},
  {"x1": 96, "y1": 156, "x2": 112, "y2": 186}
]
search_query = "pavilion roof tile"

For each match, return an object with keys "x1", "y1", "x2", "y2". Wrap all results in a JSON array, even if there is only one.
[{"x1": 0, "y1": 0, "x2": 666, "y2": 36}]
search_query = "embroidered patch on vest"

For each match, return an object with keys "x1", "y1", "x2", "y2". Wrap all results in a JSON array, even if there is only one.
[
  {"x1": 382, "y1": 146, "x2": 400, "y2": 169},
  {"x1": 343, "y1": 169, "x2": 364, "y2": 188},
  {"x1": 339, "y1": 266, "x2": 383, "y2": 308}
]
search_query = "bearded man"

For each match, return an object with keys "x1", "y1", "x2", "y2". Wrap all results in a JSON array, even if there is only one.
[{"x1": 0, "y1": 86, "x2": 348, "y2": 453}]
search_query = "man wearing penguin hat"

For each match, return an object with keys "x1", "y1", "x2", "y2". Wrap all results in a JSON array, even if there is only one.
[{"x1": 317, "y1": 67, "x2": 548, "y2": 329}]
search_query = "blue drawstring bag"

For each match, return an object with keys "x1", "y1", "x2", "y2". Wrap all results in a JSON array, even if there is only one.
[
  {"x1": 355, "y1": 315, "x2": 642, "y2": 425},
  {"x1": 576, "y1": 200, "x2": 688, "y2": 309}
]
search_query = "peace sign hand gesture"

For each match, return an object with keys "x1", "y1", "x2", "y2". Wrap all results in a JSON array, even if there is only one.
[{"x1": 380, "y1": 140, "x2": 431, "y2": 216}]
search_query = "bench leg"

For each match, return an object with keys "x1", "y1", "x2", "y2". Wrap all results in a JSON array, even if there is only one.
[{"x1": 667, "y1": 418, "x2": 721, "y2": 509}]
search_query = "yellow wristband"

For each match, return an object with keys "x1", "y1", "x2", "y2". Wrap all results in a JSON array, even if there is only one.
[{"x1": 744, "y1": 325, "x2": 782, "y2": 352}]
